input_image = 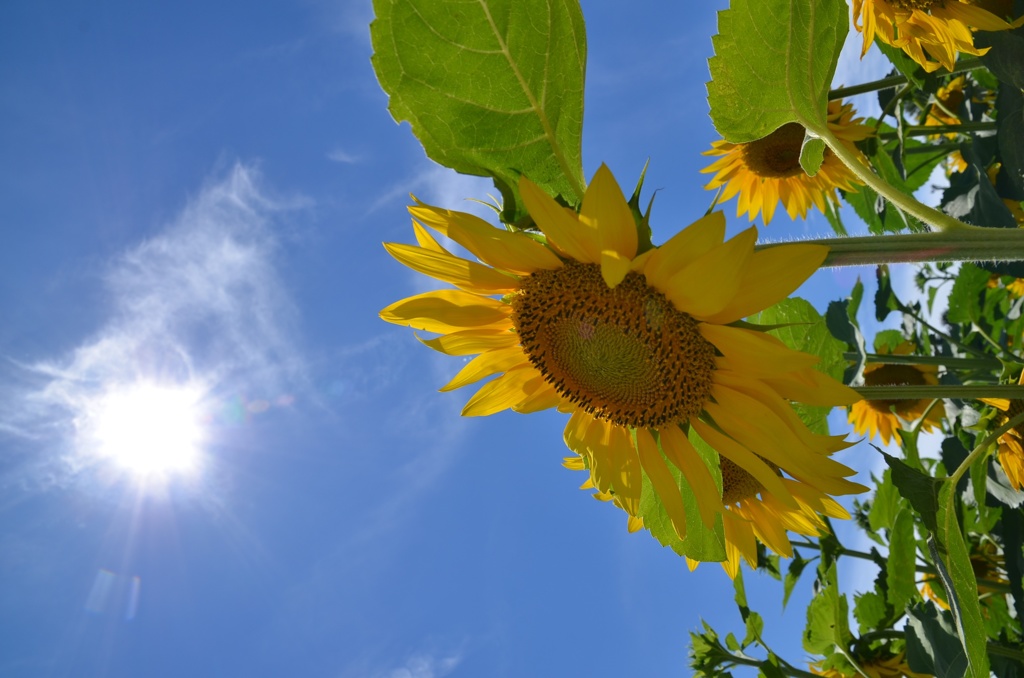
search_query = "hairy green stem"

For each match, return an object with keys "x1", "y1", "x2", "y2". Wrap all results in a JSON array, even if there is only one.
[
  {"x1": 949, "y1": 410, "x2": 1024, "y2": 491},
  {"x1": 854, "y1": 385, "x2": 1024, "y2": 400},
  {"x1": 754, "y1": 228, "x2": 1024, "y2": 267},
  {"x1": 815, "y1": 125, "x2": 978, "y2": 233},
  {"x1": 878, "y1": 121, "x2": 998, "y2": 139},
  {"x1": 846, "y1": 353, "x2": 1002, "y2": 370},
  {"x1": 828, "y1": 58, "x2": 985, "y2": 101}
]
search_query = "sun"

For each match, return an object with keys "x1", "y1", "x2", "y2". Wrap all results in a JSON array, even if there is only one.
[{"x1": 92, "y1": 382, "x2": 205, "y2": 476}]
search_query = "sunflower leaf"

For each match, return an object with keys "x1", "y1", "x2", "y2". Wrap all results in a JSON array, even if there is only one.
[
  {"x1": 370, "y1": 0, "x2": 587, "y2": 224},
  {"x1": 885, "y1": 507, "x2": 917, "y2": 615},
  {"x1": 707, "y1": 0, "x2": 846, "y2": 142},
  {"x1": 934, "y1": 487, "x2": 991, "y2": 678}
]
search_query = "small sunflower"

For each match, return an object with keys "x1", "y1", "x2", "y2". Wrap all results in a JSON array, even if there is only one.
[
  {"x1": 923, "y1": 75, "x2": 966, "y2": 138},
  {"x1": 811, "y1": 649, "x2": 929, "y2": 678},
  {"x1": 848, "y1": 342, "x2": 944, "y2": 446},
  {"x1": 381, "y1": 165, "x2": 865, "y2": 567},
  {"x1": 980, "y1": 370, "x2": 1024, "y2": 489},
  {"x1": 921, "y1": 538, "x2": 1008, "y2": 611},
  {"x1": 853, "y1": 0, "x2": 1024, "y2": 73},
  {"x1": 701, "y1": 100, "x2": 873, "y2": 225}
]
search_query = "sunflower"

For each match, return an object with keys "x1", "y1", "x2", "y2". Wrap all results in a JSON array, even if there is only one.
[
  {"x1": 381, "y1": 164, "x2": 866, "y2": 568},
  {"x1": 701, "y1": 100, "x2": 873, "y2": 225},
  {"x1": 980, "y1": 370, "x2": 1024, "y2": 489},
  {"x1": 853, "y1": 0, "x2": 1024, "y2": 73},
  {"x1": 848, "y1": 342, "x2": 944, "y2": 446},
  {"x1": 921, "y1": 538, "x2": 1009, "y2": 611},
  {"x1": 811, "y1": 649, "x2": 929, "y2": 678}
]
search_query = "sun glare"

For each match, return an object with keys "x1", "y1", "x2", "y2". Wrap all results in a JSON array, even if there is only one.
[{"x1": 93, "y1": 383, "x2": 205, "y2": 476}]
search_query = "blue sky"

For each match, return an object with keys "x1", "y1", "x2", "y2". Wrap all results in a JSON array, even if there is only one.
[{"x1": 1, "y1": 2, "x2": 921, "y2": 676}]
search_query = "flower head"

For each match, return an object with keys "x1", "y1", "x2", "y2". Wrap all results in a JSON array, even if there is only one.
[
  {"x1": 381, "y1": 165, "x2": 865, "y2": 570},
  {"x1": 811, "y1": 649, "x2": 929, "y2": 678},
  {"x1": 701, "y1": 101, "x2": 873, "y2": 225},
  {"x1": 853, "y1": 0, "x2": 1024, "y2": 73},
  {"x1": 980, "y1": 370, "x2": 1024, "y2": 489},
  {"x1": 848, "y1": 342, "x2": 943, "y2": 446}
]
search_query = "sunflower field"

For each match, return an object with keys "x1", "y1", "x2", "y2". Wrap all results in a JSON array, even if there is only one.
[{"x1": 370, "y1": 0, "x2": 1024, "y2": 675}]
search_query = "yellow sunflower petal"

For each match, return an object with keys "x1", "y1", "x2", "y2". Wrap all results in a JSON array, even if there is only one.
[
  {"x1": 439, "y1": 345, "x2": 530, "y2": 392},
  {"x1": 380, "y1": 289, "x2": 512, "y2": 334},
  {"x1": 691, "y1": 420, "x2": 797, "y2": 509},
  {"x1": 519, "y1": 176, "x2": 599, "y2": 263},
  {"x1": 600, "y1": 249, "x2": 632, "y2": 288},
  {"x1": 412, "y1": 220, "x2": 450, "y2": 254},
  {"x1": 383, "y1": 242, "x2": 520, "y2": 293},
  {"x1": 639, "y1": 211, "x2": 726, "y2": 286},
  {"x1": 580, "y1": 164, "x2": 638, "y2": 260},
  {"x1": 409, "y1": 201, "x2": 564, "y2": 274},
  {"x1": 702, "y1": 243, "x2": 829, "y2": 324},
  {"x1": 662, "y1": 227, "x2": 757, "y2": 320},
  {"x1": 761, "y1": 368, "x2": 862, "y2": 406},
  {"x1": 635, "y1": 428, "x2": 688, "y2": 540},
  {"x1": 418, "y1": 329, "x2": 519, "y2": 356},
  {"x1": 461, "y1": 365, "x2": 537, "y2": 417},
  {"x1": 658, "y1": 425, "x2": 722, "y2": 528},
  {"x1": 512, "y1": 375, "x2": 564, "y2": 414},
  {"x1": 699, "y1": 324, "x2": 820, "y2": 376}
]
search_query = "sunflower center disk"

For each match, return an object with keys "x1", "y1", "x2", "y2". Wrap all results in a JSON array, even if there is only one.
[
  {"x1": 864, "y1": 363, "x2": 930, "y2": 413},
  {"x1": 888, "y1": 0, "x2": 939, "y2": 10},
  {"x1": 721, "y1": 457, "x2": 777, "y2": 505},
  {"x1": 512, "y1": 261, "x2": 716, "y2": 428},
  {"x1": 741, "y1": 122, "x2": 808, "y2": 179}
]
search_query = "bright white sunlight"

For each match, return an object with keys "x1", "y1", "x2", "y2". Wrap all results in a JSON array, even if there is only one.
[{"x1": 92, "y1": 382, "x2": 205, "y2": 476}]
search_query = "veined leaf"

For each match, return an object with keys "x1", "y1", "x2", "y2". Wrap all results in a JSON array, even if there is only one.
[
  {"x1": 370, "y1": 0, "x2": 586, "y2": 223},
  {"x1": 707, "y1": 0, "x2": 847, "y2": 143}
]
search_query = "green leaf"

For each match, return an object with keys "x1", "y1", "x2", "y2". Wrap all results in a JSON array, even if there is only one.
[
  {"x1": 637, "y1": 430, "x2": 726, "y2": 562},
  {"x1": 886, "y1": 507, "x2": 917, "y2": 614},
  {"x1": 800, "y1": 136, "x2": 826, "y2": 175},
  {"x1": 976, "y1": 31, "x2": 1024, "y2": 90},
  {"x1": 802, "y1": 563, "x2": 852, "y2": 655},
  {"x1": 707, "y1": 0, "x2": 847, "y2": 142},
  {"x1": 881, "y1": 450, "x2": 942, "y2": 534},
  {"x1": 853, "y1": 590, "x2": 889, "y2": 634},
  {"x1": 825, "y1": 298, "x2": 865, "y2": 386},
  {"x1": 874, "y1": 264, "x2": 899, "y2": 322},
  {"x1": 906, "y1": 602, "x2": 970, "y2": 678},
  {"x1": 783, "y1": 551, "x2": 810, "y2": 609},
  {"x1": 868, "y1": 470, "x2": 902, "y2": 533},
  {"x1": 935, "y1": 484, "x2": 991, "y2": 678},
  {"x1": 946, "y1": 263, "x2": 991, "y2": 325},
  {"x1": 370, "y1": 0, "x2": 586, "y2": 223}
]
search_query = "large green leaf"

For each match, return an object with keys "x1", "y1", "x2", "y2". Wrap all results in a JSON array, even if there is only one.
[
  {"x1": 370, "y1": 0, "x2": 586, "y2": 223},
  {"x1": 935, "y1": 485, "x2": 991, "y2": 678},
  {"x1": 707, "y1": 0, "x2": 847, "y2": 143}
]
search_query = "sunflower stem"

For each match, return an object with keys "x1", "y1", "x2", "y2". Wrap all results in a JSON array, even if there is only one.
[
  {"x1": 754, "y1": 228, "x2": 1024, "y2": 267},
  {"x1": 948, "y1": 410, "x2": 1024, "y2": 491},
  {"x1": 878, "y1": 121, "x2": 998, "y2": 139},
  {"x1": 813, "y1": 125, "x2": 981, "y2": 233},
  {"x1": 846, "y1": 353, "x2": 1003, "y2": 370},
  {"x1": 854, "y1": 385, "x2": 1024, "y2": 400},
  {"x1": 828, "y1": 57, "x2": 985, "y2": 101}
]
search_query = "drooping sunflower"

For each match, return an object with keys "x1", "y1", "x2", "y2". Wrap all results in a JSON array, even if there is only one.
[
  {"x1": 811, "y1": 648, "x2": 929, "y2": 678},
  {"x1": 852, "y1": 0, "x2": 1023, "y2": 73},
  {"x1": 979, "y1": 370, "x2": 1024, "y2": 489},
  {"x1": 701, "y1": 100, "x2": 873, "y2": 225},
  {"x1": 921, "y1": 537, "x2": 1008, "y2": 611},
  {"x1": 380, "y1": 164, "x2": 866, "y2": 568},
  {"x1": 848, "y1": 342, "x2": 944, "y2": 446}
]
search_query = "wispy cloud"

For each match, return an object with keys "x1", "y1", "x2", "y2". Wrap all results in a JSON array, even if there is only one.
[
  {"x1": 382, "y1": 652, "x2": 463, "y2": 678},
  {"x1": 0, "y1": 163, "x2": 309, "y2": 489},
  {"x1": 328, "y1": 148, "x2": 360, "y2": 164}
]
